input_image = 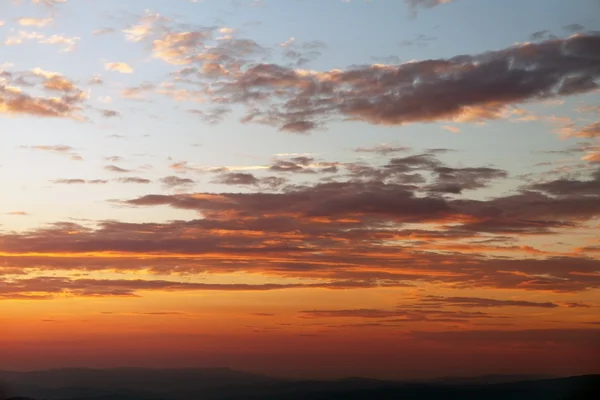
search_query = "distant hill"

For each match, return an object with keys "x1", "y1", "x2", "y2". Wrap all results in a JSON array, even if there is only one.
[
  {"x1": 0, "y1": 368, "x2": 598, "y2": 400},
  {"x1": 423, "y1": 373, "x2": 557, "y2": 385},
  {"x1": 0, "y1": 368, "x2": 283, "y2": 400}
]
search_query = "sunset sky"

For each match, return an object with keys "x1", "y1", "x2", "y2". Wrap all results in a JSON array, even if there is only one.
[{"x1": 1, "y1": 0, "x2": 600, "y2": 380}]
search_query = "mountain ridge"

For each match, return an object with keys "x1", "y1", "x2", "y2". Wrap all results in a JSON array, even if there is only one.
[{"x1": 0, "y1": 368, "x2": 598, "y2": 400}]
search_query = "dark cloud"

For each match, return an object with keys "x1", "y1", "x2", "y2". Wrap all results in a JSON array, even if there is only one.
[
  {"x1": 124, "y1": 180, "x2": 451, "y2": 222},
  {"x1": 199, "y1": 171, "x2": 289, "y2": 189},
  {"x1": 564, "y1": 23, "x2": 585, "y2": 33},
  {"x1": 299, "y1": 307, "x2": 499, "y2": 325},
  {"x1": 300, "y1": 309, "x2": 409, "y2": 319},
  {"x1": 290, "y1": 156, "x2": 314, "y2": 166},
  {"x1": 3, "y1": 222, "x2": 600, "y2": 293},
  {"x1": 88, "y1": 74, "x2": 103, "y2": 85},
  {"x1": 202, "y1": 34, "x2": 600, "y2": 132},
  {"x1": 212, "y1": 172, "x2": 260, "y2": 186},
  {"x1": 122, "y1": 153, "x2": 600, "y2": 241},
  {"x1": 259, "y1": 176, "x2": 288, "y2": 190},
  {"x1": 160, "y1": 175, "x2": 195, "y2": 188},
  {"x1": 281, "y1": 39, "x2": 326, "y2": 67},
  {"x1": 418, "y1": 296, "x2": 560, "y2": 308},
  {"x1": 355, "y1": 144, "x2": 410, "y2": 156},
  {"x1": 405, "y1": 0, "x2": 455, "y2": 13},
  {"x1": 105, "y1": 165, "x2": 132, "y2": 173},
  {"x1": 399, "y1": 33, "x2": 436, "y2": 47},
  {"x1": 102, "y1": 109, "x2": 120, "y2": 118},
  {"x1": 0, "y1": 276, "x2": 404, "y2": 300},
  {"x1": 269, "y1": 160, "x2": 316, "y2": 174},
  {"x1": 116, "y1": 177, "x2": 151, "y2": 184},
  {"x1": 385, "y1": 154, "x2": 442, "y2": 173},
  {"x1": 2, "y1": 150, "x2": 599, "y2": 293},
  {"x1": 528, "y1": 168, "x2": 600, "y2": 196},
  {"x1": 53, "y1": 179, "x2": 108, "y2": 184},
  {"x1": 428, "y1": 166, "x2": 508, "y2": 194},
  {"x1": 188, "y1": 107, "x2": 232, "y2": 124},
  {"x1": 530, "y1": 30, "x2": 557, "y2": 42},
  {"x1": 280, "y1": 120, "x2": 317, "y2": 133}
]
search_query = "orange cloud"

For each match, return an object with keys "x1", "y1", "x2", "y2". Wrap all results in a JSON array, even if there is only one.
[{"x1": 105, "y1": 62, "x2": 134, "y2": 74}]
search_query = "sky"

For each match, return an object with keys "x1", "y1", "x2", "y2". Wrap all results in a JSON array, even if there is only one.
[{"x1": 1, "y1": 0, "x2": 600, "y2": 380}]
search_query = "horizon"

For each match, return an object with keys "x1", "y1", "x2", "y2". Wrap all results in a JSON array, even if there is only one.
[
  {"x1": 1, "y1": 0, "x2": 600, "y2": 381},
  {"x1": 0, "y1": 366, "x2": 585, "y2": 379}
]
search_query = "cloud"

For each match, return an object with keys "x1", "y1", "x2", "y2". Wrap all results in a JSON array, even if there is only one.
[
  {"x1": 530, "y1": 30, "x2": 557, "y2": 42},
  {"x1": 211, "y1": 172, "x2": 289, "y2": 189},
  {"x1": 299, "y1": 307, "x2": 499, "y2": 325},
  {"x1": 5, "y1": 31, "x2": 79, "y2": 52},
  {"x1": 563, "y1": 121, "x2": 600, "y2": 138},
  {"x1": 300, "y1": 309, "x2": 410, "y2": 319},
  {"x1": 89, "y1": 74, "x2": 103, "y2": 85},
  {"x1": 405, "y1": 0, "x2": 454, "y2": 15},
  {"x1": 442, "y1": 125, "x2": 460, "y2": 133},
  {"x1": 3, "y1": 216, "x2": 600, "y2": 293},
  {"x1": 528, "y1": 168, "x2": 600, "y2": 196},
  {"x1": 32, "y1": 0, "x2": 67, "y2": 8},
  {"x1": 269, "y1": 160, "x2": 316, "y2": 174},
  {"x1": 355, "y1": 144, "x2": 410, "y2": 155},
  {"x1": 0, "y1": 68, "x2": 86, "y2": 119},
  {"x1": 143, "y1": 19, "x2": 265, "y2": 70},
  {"x1": 1, "y1": 150, "x2": 599, "y2": 293},
  {"x1": 105, "y1": 62, "x2": 134, "y2": 74},
  {"x1": 188, "y1": 107, "x2": 231, "y2": 124},
  {"x1": 583, "y1": 153, "x2": 600, "y2": 163},
  {"x1": 192, "y1": 34, "x2": 600, "y2": 132},
  {"x1": 53, "y1": 179, "x2": 108, "y2": 184},
  {"x1": 21, "y1": 144, "x2": 83, "y2": 160},
  {"x1": 92, "y1": 27, "x2": 116, "y2": 35},
  {"x1": 123, "y1": 155, "x2": 600, "y2": 240},
  {"x1": 212, "y1": 172, "x2": 260, "y2": 186},
  {"x1": 418, "y1": 296, "x2": 560, "y2": 308},
  {"x1": 40, "y1": 34, "x2": 79, "y2": 52},
  {"x1": 101, "y1": 109, "x2": 120, "y2": 118},
  {"x1": 105, "y1": 165, "x2": 132, "y2": 173},
  {"x1": 427, "y1": 166, "x2": 508, "y2": 194},
  {"x1": 6, "y1": 211, "x2": 29, "y2": 216},
  {"x1": 121, "y1": 83, "x2": 155, "y2": 99},
  {"x1": 564, "y1": 23, "x2": 585, "y2": 33},
  {"x1": 399, "y1": 33, "x2": 436, "y2": 47},
  {"x1": 280, "y1": 120, "x2": 317, "y2": 133},
  {"x1": 153, "y1": 30, "x2": 217, "y2": 65},
  {"x1": 0, "y1": 276, "x2": 400, "y2": 300},
  {"x1": 18, "y1": 17, "x2": 53, "y2": 27},
  {"x1": 116, "y1": 177, "x2": 151, "y2": 184},
  {"x1": 160, "y1": 175, "x2": 195, "y2": 188},
  {"x1": 123, "y1": 12, "x2": 168, "y2": 43},
  {"x1": 258, "y1": 176, "x2": 288, "y2": 190}
]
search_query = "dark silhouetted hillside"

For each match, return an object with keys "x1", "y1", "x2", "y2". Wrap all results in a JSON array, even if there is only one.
[{"x1": 0, "y1": 369, "x2": 598, "y2": 400}]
